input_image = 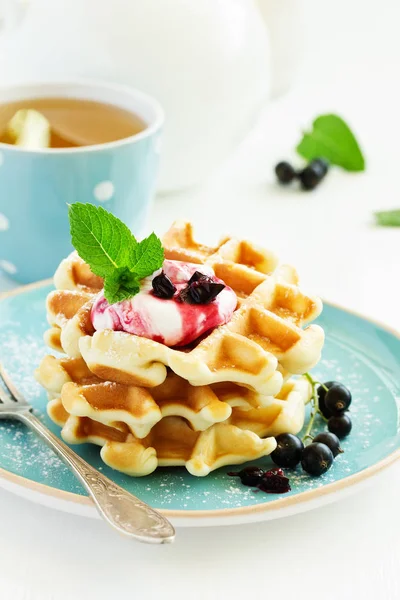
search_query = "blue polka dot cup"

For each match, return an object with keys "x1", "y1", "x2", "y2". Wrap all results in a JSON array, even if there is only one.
[{"x1": 0, "y1": 80, "x2": 164, "y2": 284}]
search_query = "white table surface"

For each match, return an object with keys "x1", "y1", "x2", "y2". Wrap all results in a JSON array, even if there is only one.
[{"x1": 1, "y1": 1, "x2": 400, "y2": 598}]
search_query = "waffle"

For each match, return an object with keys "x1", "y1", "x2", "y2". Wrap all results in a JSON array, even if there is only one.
[
  {"x1": 44, "y1": 251, "x2": 100, "y2": 355},
  {"x1": 36, "y1": 356, "x2": 310, "y2": 436},
  {"x1": 37, "y1": 356, "x2": 229, "y2": 435},
  {"x1": 35, "y1": 355, "x2": 98, "y2": 398},
  {"x1": 47, "y1": 401, "x2": 277, "y2": 476},
  {"x1": 46, "y1": 288, "x2": 95, "y2": 358},
  {"x1": 45, "y1": 222, "x2": 324, "y2": 395},
  {"x1": 37, "y1": 354, "x2": 310, "y2": 476},
  {"x1": 228, "y1": 378, "x2": 311, "y2": 437},
  {"x1": 53, "y1": 252, "x2": 103, "y2": 293},
  {"x1": 45, "y1": 377, "x2": 310, "y2": 477},
  {"x1": 163, "y1": 220, "x2": 279, "y2": 302}
]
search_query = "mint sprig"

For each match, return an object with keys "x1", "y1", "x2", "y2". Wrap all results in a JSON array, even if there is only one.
[
  {"x1": 296, "y1": 114, "x2": 365, "y2": 172},
  {"x1": 375, "y1": 209, "x2": 400, "y2": 227},
  {"x1": 68, "y1": 203, "x2": 164, "y2": 304}
]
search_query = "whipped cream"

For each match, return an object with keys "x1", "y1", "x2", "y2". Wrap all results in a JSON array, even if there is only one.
[{"x1": 91, "y1": 260, "x2": 237, "y2": 347}]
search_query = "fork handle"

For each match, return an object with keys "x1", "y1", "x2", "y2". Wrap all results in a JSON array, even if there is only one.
[{"x1": 15, "y1": 411, "x2": 175, "y2": 544}]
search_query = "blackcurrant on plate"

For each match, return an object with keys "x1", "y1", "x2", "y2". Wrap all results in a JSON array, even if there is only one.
[{"x1": 1, "y1": 281, "x2": 400, "y2": 527}]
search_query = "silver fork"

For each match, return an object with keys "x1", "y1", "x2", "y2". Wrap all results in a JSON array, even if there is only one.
[{"x1": 0, "y1": 363, "x2": 175, "y2": 544}]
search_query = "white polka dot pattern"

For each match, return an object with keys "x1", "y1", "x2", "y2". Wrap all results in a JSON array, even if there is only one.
[
  {"x1": 0, "y1": 259, "x2": 17, "y2": 274},
  {"x1": 93, "y1": 181, "x2": 115, "y2": 202},
  {"x1": 0, "y1": 213, "x2": 9, "y2": 231}
]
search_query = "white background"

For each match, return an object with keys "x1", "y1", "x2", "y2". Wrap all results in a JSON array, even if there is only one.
[{"x1": 1, "y1": 1, "x2": 400, "y2": 598}]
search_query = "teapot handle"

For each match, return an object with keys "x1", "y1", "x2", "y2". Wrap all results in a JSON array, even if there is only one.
[{"x1": 0, "y1": 0, "x2": 29, "y2": 35}]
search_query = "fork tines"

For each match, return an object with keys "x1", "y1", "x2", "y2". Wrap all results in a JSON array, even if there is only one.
[{"x1": 0, "y1": 363, "x2": 25, "y2": 404}]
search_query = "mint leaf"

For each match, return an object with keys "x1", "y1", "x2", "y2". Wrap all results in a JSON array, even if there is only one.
[
  {"x1": 68, "y1": 203, "x2": 138, "y2": 277},
  {"x1": 68, "y1": 203, "x2": 164, "y2": 304},
  {"x1": 130, "y1": 232, "x2": 164, "y2": 279},
  {"x1": 104, "y1": 267, "x2": 140, "y2": 304},
  {"x1": 375, "y1": 209, "x2": 400, "y2": 227},
  {"x1": 296, "y1": 114, "x2": 365, "y2": 172}
]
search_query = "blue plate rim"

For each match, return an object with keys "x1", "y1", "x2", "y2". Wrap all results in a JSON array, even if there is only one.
[{"x1": 1, "y1": 278, "x2": 400, "y2": 520}]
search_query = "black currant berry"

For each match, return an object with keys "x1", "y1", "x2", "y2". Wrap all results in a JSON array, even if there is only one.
[
  {"x1": 301, "y1": 443, "x2": 334, "y2": 476},
  {"x1": 313, "y1": 432, "x2": 343, "y2": 458},
  {"x1": 275, "y1": 161, "x2": 296, "y2": 184},
  {"x1": 325, "y1": 384, "x2": 352, "y2": 414},
  {"x1": 152, "y1": 272, "x2": 176, "y2": 299},
  {"x1": 298, "y1": 159, "x2": 328, "y2": 190},
  {"x1": 188, "y1": 271, "x2": 210, "y2": 285},
  {"x1": 258, "y1": 468, "x2": 291, "y2": 493},
  {"x1": 310, "y1": 158, "x2": 329, "y2": 176},
  {"x1": 229, "y1": 466, "x2": 265, "y2": 487},
  {"x1": 190, "y1": 280, "x2": 225, "y2": 304},
  {"x1": 271, "y1": 433, "x2": 304, "y2": 468},
  {"x1": 179, "y1": 279, "x2": 225, "y2": 304},
  {"x1": 318, "y1": 381, "x2": 337, "y2": 418},
  {"x1": 328, "y1": 414, "x2": 352, "y2": 439}
]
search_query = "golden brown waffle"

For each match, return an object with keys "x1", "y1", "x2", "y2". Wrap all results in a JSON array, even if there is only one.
[
  {"x1": 35, "y1": 355, "x2": 98, "y2": 397},
  {"x1": 47, "y1": 401, "x2": 277, "y2": 476},
  {"x1": 45, "y1": 377, "x2": 310, "y2": 477},
  {"x1": 44, "y1": 251, "x2": 100, "y2": 355},
  {"x1": 36, "y1": 356, "x2": 230, "y2": 433},
  {"x1": 228, "y1": 378, "x2": 311, "y2": 438},
  {"x1": 36, "y1": 356, "x2": 309, "y2": 436},
  {"x1": 45, "y1": 288, "x2": 95, "y2": 358},
  {"x1": 37, "y1": 354, "x2": 310, "y2": 476},
  {"x1": 53, "y1": 251, "x2": 103, "y2": 292},
  {"x1": 163, "y1": 220, "x2": 279, "y2": 301},
  {"x1": 37, "y1": 356, "x2": 230, "y2": 435}
]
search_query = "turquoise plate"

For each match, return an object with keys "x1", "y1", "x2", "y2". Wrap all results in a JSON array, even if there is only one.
[{"x1": 0, "y1": 281, "x2": 400, "y2": 527}]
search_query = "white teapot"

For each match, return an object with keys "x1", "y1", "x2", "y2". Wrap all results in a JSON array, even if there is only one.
[{"x1": 0, "y1": 0, "x2": 303, "y2": 191}]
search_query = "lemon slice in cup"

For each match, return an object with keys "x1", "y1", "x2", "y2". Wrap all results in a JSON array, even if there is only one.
[{"x1": 7, "y1": 109, "x2": 50, "y2": 149}]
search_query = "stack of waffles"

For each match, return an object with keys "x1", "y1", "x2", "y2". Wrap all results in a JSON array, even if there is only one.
[{"x1": 35, "y1": 221, "x2": 324, "y2": 477}]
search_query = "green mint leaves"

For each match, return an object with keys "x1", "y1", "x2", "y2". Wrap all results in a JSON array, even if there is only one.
[
  {"x1": 375, "y1": 209, "x2": 400, "y2": 227},
  {"x1": 69, "y1": 203, "x2": 134, "y2": 277},
  {"x1": 296, "y1": 114, "x2": 365, "y2": 172},
  {"x1": 129, "y1": 232, "x2": 165, "y2": 279},
  {"x1": 103, "y1": 267, "x2": 140, "y2": 304},
  {"x1": 68, "y1": 203, "x2": 164, "y2": 304}
]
